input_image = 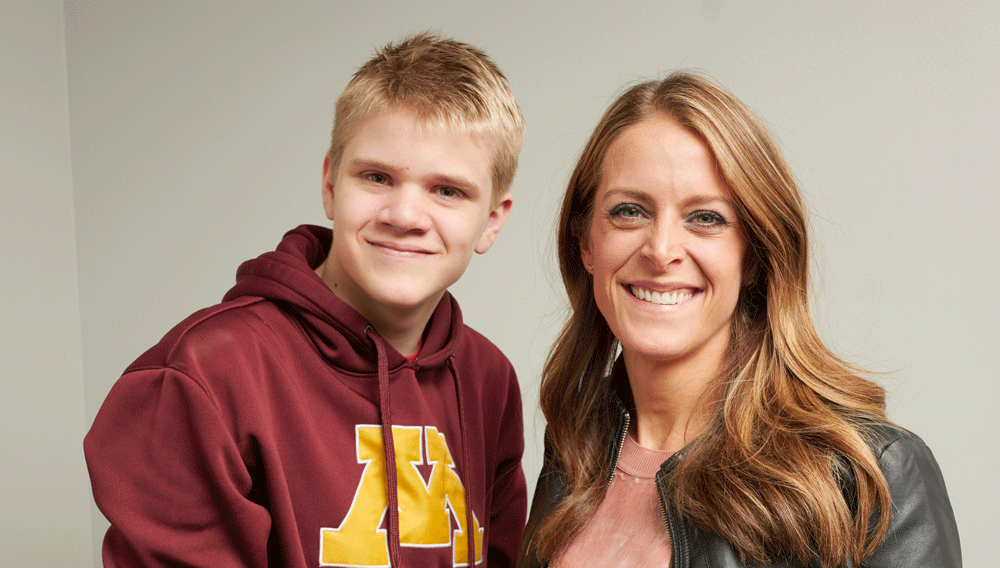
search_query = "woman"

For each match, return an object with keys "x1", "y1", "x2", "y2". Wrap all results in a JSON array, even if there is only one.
[{"x1": 519, "y1": 73, "x2": 961, "y2": 567}]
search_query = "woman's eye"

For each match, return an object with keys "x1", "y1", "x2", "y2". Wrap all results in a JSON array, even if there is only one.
[
  {"x1": 609, "y1": 203, "x2": 644, "y2": 219},
  {"x1": 688, "y1": 210, "x2": 727, "y2": 227}
]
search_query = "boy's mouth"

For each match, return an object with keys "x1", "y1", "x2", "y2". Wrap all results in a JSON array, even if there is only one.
[
  {"x1": 629, "y1": 285, "x2": 695, "y2": 305},
  {"x1": 369, "y1": 240, "x2": 432, "y2": 256}
]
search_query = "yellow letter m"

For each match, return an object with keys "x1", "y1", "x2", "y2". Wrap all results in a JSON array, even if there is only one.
[{"x1": 320, "y1": 425, "x2": 483, "y2": 567}]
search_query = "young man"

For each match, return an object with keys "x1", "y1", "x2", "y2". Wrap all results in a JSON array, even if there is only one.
[{"x1": 85, "y1": 33, "x2": 526, "y2": 567}]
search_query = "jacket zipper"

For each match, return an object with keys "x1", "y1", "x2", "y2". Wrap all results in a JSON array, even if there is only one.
[
  {"x1": 657, "y1": 452, "x2": 690, "y2": 568},
  {"x1": 608, "y1": 412, "x2": 630, "y2": 485},
  {"x1": 610, "y1": 410, "x2": 682, "y2": 566},
  {"x1": 659, "y1": 488, "x2": 677, "y2": 567}
]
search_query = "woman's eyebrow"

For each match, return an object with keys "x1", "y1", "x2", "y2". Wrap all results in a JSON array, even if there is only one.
[
  {"x1": 601, "y1": 188, "x2": 654, "y2": 203},
  {"x1": 684, "y1": 194, "x2": 734, "y2": 208},
  {"x1": 602, "y1": 189, "x2": 733, "y2": 209}
]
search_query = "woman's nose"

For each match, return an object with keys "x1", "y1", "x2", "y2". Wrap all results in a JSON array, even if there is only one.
[{"x1": 640, "y1": 222, "x2": 685, "y2": 270}]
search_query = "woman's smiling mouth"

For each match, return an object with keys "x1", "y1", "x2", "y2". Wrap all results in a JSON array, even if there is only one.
[{"x1": 628, "y1": 284, "x2": 695, "y2": 305}]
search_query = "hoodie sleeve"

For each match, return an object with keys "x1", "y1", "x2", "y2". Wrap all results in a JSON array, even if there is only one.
[
  {"x1": 486, "y1": 364, "x2": 528, "y2": 568},
  {"x1": 84, "y1": 368, "x2": 271, "y2": 568}
]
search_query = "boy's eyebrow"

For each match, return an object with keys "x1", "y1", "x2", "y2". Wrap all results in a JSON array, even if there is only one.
[
  {"x1": 348, "y1": 157, "x2": 398, "y2": 174},
  {"x1": 350, "y1": 157, "x2": 485, "y2": 195},
  {"x1": 432, "y1": 173, "x2": 484, "y2": 194}
]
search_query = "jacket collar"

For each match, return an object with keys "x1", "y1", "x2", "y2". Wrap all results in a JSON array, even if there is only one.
[{"x1": 606, "y1": 355, "x2": 685, "y2": 478}]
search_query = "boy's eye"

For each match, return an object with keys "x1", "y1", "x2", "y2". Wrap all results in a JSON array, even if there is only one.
[
  {"x1": 365, "y1": 172, "x2": 390, "y2": 184},
  {"x1": 437, "y1": 186, "x2": 458, "y2": 198}
]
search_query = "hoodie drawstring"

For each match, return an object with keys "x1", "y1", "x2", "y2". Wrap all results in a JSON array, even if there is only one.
[
  {"x1": 448, "y1": 355, "x2": 477, "y2": 567},
  {"x1": 365, "y1": 326, "x2": 401, "y2": 567}
]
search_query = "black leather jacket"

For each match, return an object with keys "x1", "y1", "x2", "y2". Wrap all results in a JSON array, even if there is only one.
[{"x1": 518, "y1": 371, "x2": 962, "y2": 567}]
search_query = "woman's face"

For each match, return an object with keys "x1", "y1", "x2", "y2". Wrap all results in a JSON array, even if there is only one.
[{"x1": 581, "y1": 115, "x2": 746, "y2": 371}]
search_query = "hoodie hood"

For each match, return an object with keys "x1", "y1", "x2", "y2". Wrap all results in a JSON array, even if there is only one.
[{"x1": 221, "y1": 224, "x2": 464, "y2": 373}]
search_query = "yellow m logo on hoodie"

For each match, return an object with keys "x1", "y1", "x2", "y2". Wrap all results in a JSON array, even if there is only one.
[{"x1": 320, "y1": 425, "x2": 483, "y2": 566}]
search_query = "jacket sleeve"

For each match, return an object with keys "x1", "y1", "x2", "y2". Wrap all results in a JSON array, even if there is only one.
[
  {"x1": 486, "y1": 365, "x2": 528, "y2": 568},
  {"x1": 84, "y1": 368, "x2": 271, "y2": 568},
  {"x1": 861, "y1": 430, "x2": 962, "y2": 567}
]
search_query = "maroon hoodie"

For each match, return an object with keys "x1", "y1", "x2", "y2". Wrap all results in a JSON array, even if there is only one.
[{"x1": 85, "y1": 225, "x2": 526, "y2": 567}]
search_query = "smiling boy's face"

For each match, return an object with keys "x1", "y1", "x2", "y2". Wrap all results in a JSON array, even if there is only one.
[{"x1": 317, "y1": 108, "x2": 512, "y2": 333}]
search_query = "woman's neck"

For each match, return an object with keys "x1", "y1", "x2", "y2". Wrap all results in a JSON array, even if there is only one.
[{"x1": 623, "y1": 347, "x2": 724, "y2": 452}]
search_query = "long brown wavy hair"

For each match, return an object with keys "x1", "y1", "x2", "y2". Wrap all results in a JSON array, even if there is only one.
[{"x1": 531, "y1": 73, "x2": 891, "y2": 566}]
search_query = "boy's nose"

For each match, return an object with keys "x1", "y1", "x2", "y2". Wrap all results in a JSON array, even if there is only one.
[{"x1": 377, "y1": 186, "x2": 432, "y2": 233}]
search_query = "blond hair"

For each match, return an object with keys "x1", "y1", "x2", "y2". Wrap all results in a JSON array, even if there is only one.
[
  {"x1": 531, "y1": 72, "x2": 891, "y2": 567},
  {"x1": 330, "y1": 32, "x2": 524, "y2": 203}
]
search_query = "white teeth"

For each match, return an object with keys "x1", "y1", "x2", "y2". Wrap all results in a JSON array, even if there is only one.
[{"x1": 630, "y1": 285, "x2": 693, "y2": 305}]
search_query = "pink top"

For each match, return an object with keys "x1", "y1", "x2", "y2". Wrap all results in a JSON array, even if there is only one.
[{"x1": 553, "y1": 434, "x2": 674, "y2": 567}]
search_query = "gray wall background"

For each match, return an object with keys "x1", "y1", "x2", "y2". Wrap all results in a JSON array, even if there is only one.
[{"x1": 2, "y1": 1, "x2": 996, "y2": 566}]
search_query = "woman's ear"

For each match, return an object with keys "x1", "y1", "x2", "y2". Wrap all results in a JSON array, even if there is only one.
[
  {"x1": 741, "y1": 250, "x2": 760, "y2": 287},
  {"x1": 580, "y1": 239, "x2": 594, "y2": 273},
  {"x1": 576, "y1": 214, "x2": 596, "y2": 273}
]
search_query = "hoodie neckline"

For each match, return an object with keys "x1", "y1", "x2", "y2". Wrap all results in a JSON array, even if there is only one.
[{"x1": 221, "y1": 225, "x2": 464, "y2": 374}]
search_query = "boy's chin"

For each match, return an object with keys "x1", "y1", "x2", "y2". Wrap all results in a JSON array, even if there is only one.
[{"x1": 370, "y1": 289, "x2": 448, "y2": 315}]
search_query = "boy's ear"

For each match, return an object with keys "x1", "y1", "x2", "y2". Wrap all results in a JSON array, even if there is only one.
[
  {"x1": 474, "y1": 193, "x2": 514, "y2": 254},
  {"x1": 321, "y1": 152, "x2": 336, "y2": 221}
]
